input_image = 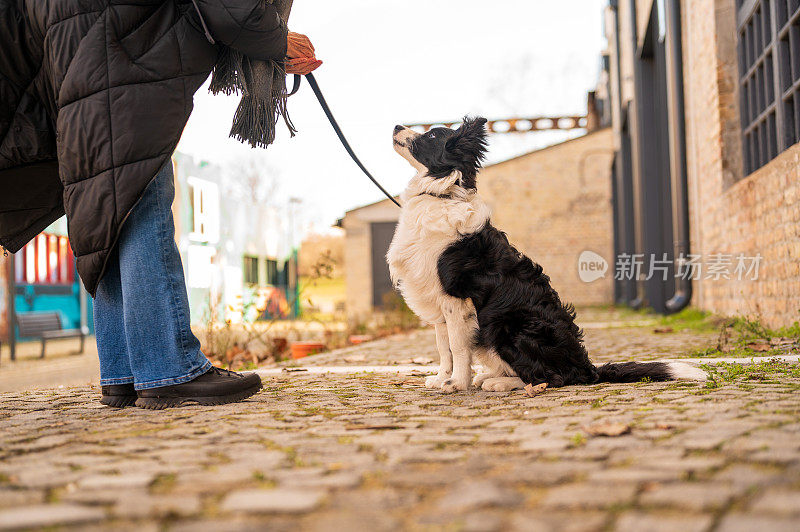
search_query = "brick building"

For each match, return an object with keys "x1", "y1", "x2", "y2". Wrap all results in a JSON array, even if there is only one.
[
  {"x1": 607, "y1": 0, "x2": 800, "y2": 326},
  {"x1": 341, "y1": 198, "x2": 401, "y2": 318},
  {"x1": 341, "y1": 128, "x2": 615, "y2": 320}
]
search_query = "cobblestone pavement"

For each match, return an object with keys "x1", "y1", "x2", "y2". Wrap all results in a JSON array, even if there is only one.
[{"x1": 1, "y1": 313, "x2": 799, "y2": 531}]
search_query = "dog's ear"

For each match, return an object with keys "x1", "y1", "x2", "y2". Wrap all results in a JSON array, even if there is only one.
[{"x1": 446, "y1": 116, "x2": 489, "y2": 169}]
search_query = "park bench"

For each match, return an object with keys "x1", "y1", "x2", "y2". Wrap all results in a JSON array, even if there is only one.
[{"x1": 15, "y1": 311, "x2": 87, "y2": 359}]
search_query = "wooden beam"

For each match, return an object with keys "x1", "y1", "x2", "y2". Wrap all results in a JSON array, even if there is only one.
[{"x1": 403, "y1": 115, "x2": 588, "y2": 134}]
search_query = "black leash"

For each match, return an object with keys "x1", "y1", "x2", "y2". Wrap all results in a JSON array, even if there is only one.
[{"x1": 290, "y1": 73, "x2": 401, "y2": 208}]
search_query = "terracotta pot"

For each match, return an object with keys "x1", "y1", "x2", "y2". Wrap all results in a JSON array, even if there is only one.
[
  {"x1": 348, "y1": 335, "x2": 373, "y2": 345},
  {"x1": 290, "y1": 342, "x2": 326, "y2": 359}
]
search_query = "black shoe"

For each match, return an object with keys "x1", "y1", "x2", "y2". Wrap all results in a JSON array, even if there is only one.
[
  {"x1": 134, "y1": 367, "x2": 263, "y2": 410},
  {"x1": 100, "y1": 383, "x2": 138, "y2": 408}
]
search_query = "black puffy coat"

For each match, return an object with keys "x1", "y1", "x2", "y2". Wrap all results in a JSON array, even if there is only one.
[{"x1": 0, "y1": 0, "x2": 287, "y2": 295}]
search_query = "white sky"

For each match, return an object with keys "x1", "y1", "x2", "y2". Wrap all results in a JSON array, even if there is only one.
[{"x1": 177, "y1": 0, "x2": 608, "y2": 235}]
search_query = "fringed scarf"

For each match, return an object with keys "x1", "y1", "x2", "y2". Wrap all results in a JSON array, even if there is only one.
[{"x1": 206, "y1": 0, "x2": 296, "y2": 149}]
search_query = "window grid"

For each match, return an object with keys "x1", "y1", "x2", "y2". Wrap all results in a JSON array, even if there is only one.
[{"x1": 737, "y1": 0, "x2": 800, "y2": 174}]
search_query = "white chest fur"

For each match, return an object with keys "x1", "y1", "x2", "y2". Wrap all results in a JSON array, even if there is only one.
[{"x1": 387, "y1": 172, "x2": 491, "y2": 324}]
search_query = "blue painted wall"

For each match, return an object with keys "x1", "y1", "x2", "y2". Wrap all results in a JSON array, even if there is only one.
[{"x1": 13, "y1": 281, "x2": 93, "y2": 340}]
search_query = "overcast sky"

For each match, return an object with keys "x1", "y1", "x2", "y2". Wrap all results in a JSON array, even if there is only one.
[{"x1": 177, "y1": 0, "x2": 608, "y2": 234}]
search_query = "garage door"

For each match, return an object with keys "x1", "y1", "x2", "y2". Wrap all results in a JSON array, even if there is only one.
[{"x1": 370, "y1": 222, "x2": 398, "y2": 307}]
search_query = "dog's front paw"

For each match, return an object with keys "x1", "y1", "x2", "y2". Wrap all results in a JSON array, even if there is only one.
[
  {"x1": 440, "y1": 378, "x2": 470, "y2": 393},
  {"x1": 425, "y1": 374, "x2": 449, "y2": 389}
]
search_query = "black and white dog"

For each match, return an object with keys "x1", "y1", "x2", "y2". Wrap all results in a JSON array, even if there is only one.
[{"x1": 388, "y1": 117, "x2": 706, "y2": 392}]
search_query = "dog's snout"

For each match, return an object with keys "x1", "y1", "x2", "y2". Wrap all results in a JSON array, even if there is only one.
[{"x1": 394, "y1": 124, "x2": 405, "y2": 134}]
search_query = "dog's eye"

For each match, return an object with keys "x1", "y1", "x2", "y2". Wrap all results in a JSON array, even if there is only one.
[{"x1": 428, "y1": 133, "x2": 435, "y2": 138}]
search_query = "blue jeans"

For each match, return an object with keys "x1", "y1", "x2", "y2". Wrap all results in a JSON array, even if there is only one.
[{"x1": 93, "y1": 163, "x2": 211, "y2": 390}]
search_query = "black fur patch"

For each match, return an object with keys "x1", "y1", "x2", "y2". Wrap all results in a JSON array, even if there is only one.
[
  {"x1": 408, "y1": 116, "x2": 488, "y2": 189},
  {"x1": 437, "y1": 224, "x2": 675, "y2": 387}
]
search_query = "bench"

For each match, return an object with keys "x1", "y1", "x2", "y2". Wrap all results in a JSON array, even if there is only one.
[{"x1": 15, "y1": 312, "x2": 87, "y2": 359}]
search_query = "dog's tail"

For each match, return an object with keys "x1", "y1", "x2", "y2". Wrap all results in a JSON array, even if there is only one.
[{"x1": 595, "y1": 361, "x2": 707, "y2": 383}]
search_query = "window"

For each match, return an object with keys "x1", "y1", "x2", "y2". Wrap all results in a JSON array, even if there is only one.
[
  {"x1": 737, "y1": 0, "x2": 800, "y2": 174},
  {"x1": 187, "y1": 176, "x2": 220, "y2": 244},
  {"x1": 265, "y1": 259, "x2": 278, "y2": 286},
  {"x1": 243, "y1": 256, "x2": 259, "y2": 285}
]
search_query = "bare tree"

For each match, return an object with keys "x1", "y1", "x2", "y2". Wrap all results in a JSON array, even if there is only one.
[
  {"x1": 486, "y1": 51, "x2": 595, "y2": 117},
  {"x1": 224, "y1": 154, "x2": 282, "y2": 208}
]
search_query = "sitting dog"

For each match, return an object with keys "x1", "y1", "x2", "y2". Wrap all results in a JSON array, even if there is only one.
[{"x1": 387, "y1": 117, "x2": 706, "y2": 392}]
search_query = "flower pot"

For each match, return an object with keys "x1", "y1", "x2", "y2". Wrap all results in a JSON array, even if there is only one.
[
  {"x1": 348, "y1": 334, "x2": 373, "y2": 345},
  {"x1": 290, "y1": 342, "x2": 326, "y2": 359}
]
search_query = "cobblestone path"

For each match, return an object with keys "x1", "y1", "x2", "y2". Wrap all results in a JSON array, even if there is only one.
[{"x1": 1, "y1": 313, "x2": 798, "y2": 531}]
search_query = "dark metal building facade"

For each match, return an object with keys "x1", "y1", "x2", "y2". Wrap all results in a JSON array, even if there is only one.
[{"x1": 607, "y1": 0, "x2": 691, "y2": 313}]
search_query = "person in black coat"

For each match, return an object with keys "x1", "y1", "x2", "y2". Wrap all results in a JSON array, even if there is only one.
[{"x1": 0, "y1": 0, "x2": 320, "y2": 408}]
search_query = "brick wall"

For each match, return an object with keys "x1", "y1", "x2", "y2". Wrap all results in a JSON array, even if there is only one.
[
  {"x1": 683, "y1": 0, "x2": 800, "y2": 326},
  {"x1": 480, "y1": 128, "x2": 615, "y2": 306}
]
